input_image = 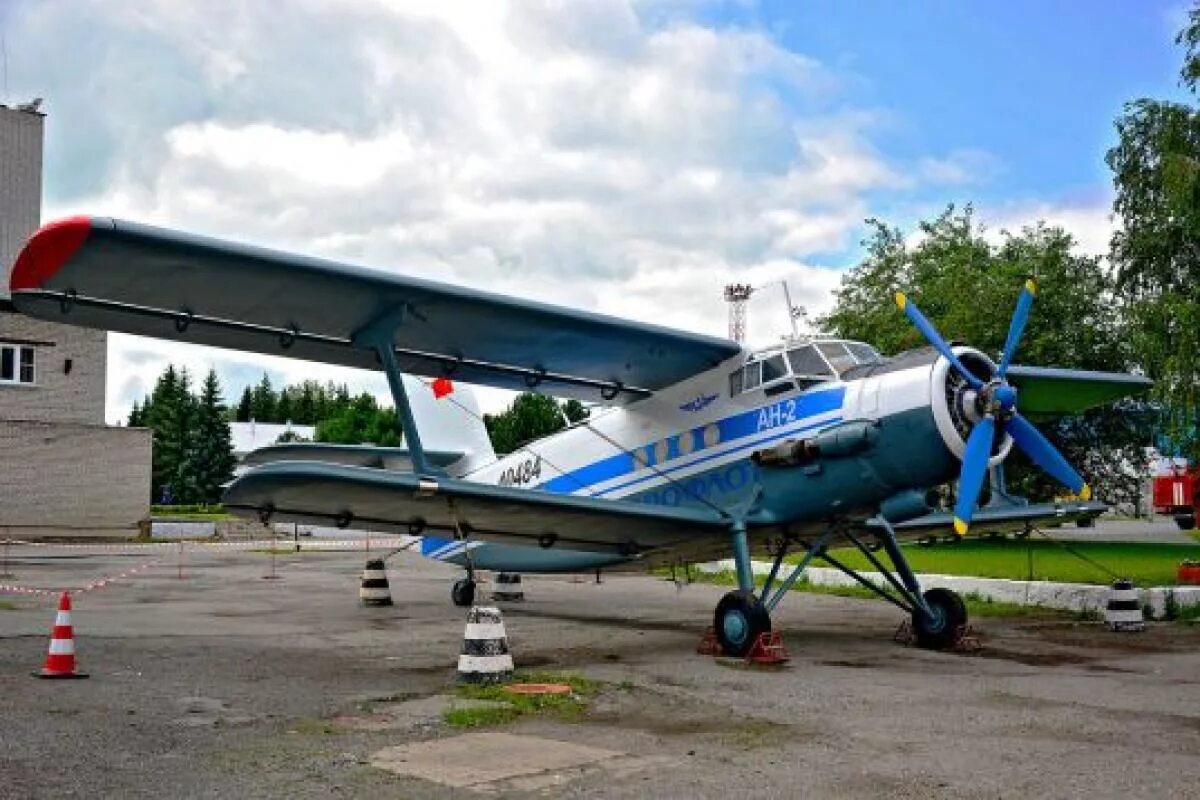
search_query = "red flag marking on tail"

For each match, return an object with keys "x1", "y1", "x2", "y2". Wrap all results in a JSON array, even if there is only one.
[{"x1": 432, "y1": 378, "x2": 454, "y2": 399}]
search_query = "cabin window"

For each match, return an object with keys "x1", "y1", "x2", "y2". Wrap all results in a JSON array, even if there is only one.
[
  {"x1": 787, "y1": 345, "x2": 833, "y2": 378},
  {"x1": 761, "y1": 355, "x2": 787, "y2": 383},
  {"x1": 0, "y1": 345, "x2": 35, "y2": 385},
  {"x1": 817, "y1": 342, "x2": 857, "y2": 375},
  {"x1": 729, "y1": 368, "x2": 744, "y2": 396},
  {"x1": 743, "y1": 361, "x2": 762, "y2": 390}
]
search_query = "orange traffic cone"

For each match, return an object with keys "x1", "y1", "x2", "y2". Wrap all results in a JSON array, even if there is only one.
[{"x1": 34, "y1": 592, "x2": 88, "y2": 679}]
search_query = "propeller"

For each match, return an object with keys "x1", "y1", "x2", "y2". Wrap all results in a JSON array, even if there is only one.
[{"x1": 895, "y1": 280, "x2": 1091, "y2": 536}]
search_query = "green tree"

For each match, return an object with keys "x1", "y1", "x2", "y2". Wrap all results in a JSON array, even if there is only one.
[
  {"x1": 561, "y1": 399, "x2": 591, "y2": 424},
  {"x1": 1107, "y1": 5, "x2": 1200, "y2": 461},
  {"x1": 128, "y1": 399, "x2": 144, "y2": 427},
  {"x1": 276, "y1": 386, "x2": 294, "y2": 424},
  {"x1": 183, "y1": 370, "x2": 237, "y2": 503},
  {"x1": 235, "y1": 386, "x2": 253, "y2": 422},
  {"x1": 143, "y1": 365, "x2": 196, "y2": 503},
  {"x1": 315, "y1": 393, "x2": 402, "y2": 445},
  {"x1": 249, "y1": 373, "x2": 277, "y2": 422},
  {"x1": 484, "y1": 393, "x2": 586, "y2": 455},
  {"x1": 820, "y1": 205, "x2": 1148, "y2": 504}
]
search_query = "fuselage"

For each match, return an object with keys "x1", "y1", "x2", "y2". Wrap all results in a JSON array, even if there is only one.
[{"x1": 422, "y1": 339, "x2": 985, "y2": 572}]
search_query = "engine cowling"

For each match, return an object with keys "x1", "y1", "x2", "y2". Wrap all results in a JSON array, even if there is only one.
[{"x1": 929, "y1": 346, "x2": 1013, "y2": 467}]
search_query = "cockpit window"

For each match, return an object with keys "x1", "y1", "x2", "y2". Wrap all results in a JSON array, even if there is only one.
[
  {"x1": 847, "y1": 342, "x2": 882, "y2": 364},
  {"x1": 787, "y1": 345, "x2": 833, "y2": 378},
  {"x1": 817, "y1": 342, "x2": 857, "y2": 375}
]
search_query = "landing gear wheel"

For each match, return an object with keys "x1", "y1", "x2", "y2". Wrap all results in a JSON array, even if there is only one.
[
  {"x1": 451, "y1": 578, "x2": 476, "y2": 608},
  {"x1": 912, "y1": 588, "x2": 967, "y2": 650},
  {"x1": 1175, "y1": 515, "x2": 1196, "y2": 531},
  {"x1": 714, "y1": 590, "x2": 771, "y2": 658}
]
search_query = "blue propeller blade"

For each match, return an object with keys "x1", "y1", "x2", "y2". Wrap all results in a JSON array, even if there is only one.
[
  {"x1": 953, "y1": 414, "x2": 995, "y2": 536},
  {"x1": 996, "y1": 279, "x2": 1036, "y2": 378},
  {"x1": 894, "y1": 292, "x2": 983, "y2": 390},
  {"x1": 1004, "y1": 413, "x2": 1091, "y2": 500}
]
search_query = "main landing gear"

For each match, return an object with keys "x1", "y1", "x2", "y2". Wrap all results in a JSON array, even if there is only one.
[
  {"x1": 451, "y1": 575, "x2": 476, "y2": 607},
  {"x1": 713, "y1": 518, "x2": 968, "y2": 656}
]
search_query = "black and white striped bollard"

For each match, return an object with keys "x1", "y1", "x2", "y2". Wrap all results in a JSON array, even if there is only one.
[
  {"x1": 457, "y1": 606, "x2": 513, "y2": 684},
  {"x1": 1105, "y1": 578, "x2": 1145, "y2": 631},
  {"x1": 491, "y1": 572, "x2": 525, "y2": 602},
  {"x1": 358, "y1": 558, "x2": 393, "y2": 606}
]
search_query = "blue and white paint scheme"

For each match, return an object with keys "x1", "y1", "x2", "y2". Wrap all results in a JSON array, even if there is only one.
[{"x1": 13, "y1": 217, "x2": 1149, "y2": 652}]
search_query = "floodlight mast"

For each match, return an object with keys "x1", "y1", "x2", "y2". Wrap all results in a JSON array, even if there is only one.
[
  {"x1": 724, "y1": 283, "x2": 754, "y2": 343},
  {"x1": 724, "y1": 280, "x2": 804, "y2": 344}
]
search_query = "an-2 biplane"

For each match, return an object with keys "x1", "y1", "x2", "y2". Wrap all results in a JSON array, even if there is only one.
[{"x1": 10, "y1": 217, "x2": 1151, "y2": 654}]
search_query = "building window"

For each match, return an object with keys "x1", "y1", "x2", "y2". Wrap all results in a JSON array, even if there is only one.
[{"x1": 0, "y1": 345, "x2": 35, "y2": 385}]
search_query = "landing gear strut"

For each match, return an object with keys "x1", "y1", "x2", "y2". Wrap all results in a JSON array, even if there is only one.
[{"x1": 714, "y1": 517, "x2": 968, "y2": 654}]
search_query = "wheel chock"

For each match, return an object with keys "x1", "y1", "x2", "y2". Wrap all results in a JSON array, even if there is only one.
[
  {"x1": 745, "y1": 631, "x2": 789, "y2": 665},
  {"x1": 697, "y1": 626, "x2": 723, "y2": 656}
]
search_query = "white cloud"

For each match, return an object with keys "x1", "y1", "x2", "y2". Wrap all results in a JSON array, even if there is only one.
[
  {"x1": 985, "y1": 198, "x2": 1117, "y2": 257},
  {"x1": 9, "y1": 0, "x2": 1002, "y2": 422}
]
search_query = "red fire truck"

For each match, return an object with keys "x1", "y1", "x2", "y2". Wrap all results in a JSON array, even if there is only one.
[{"x1": 1153, "y1": 466, "x2": 1198, "y2": 530}]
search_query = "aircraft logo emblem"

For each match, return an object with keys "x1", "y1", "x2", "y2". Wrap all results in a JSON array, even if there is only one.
[{"x1": 679, "y1": 393, "x2": 718, "y2": 413}]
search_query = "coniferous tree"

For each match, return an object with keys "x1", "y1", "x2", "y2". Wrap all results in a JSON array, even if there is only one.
[
  {"x1": 168, "y1": 368, "x2": 200, "y2": 503},
  {"x1": 235, "y1": 386, "x2": 253, "y2": 422},
  {"x1": 187, "y1": 370, "x2": 236, "y2": 503},
  {"x1": 249, "y1": 373, "x2": 276, "y2": 421},
  {"x1": 276, "y1": 386, "x2": 294, "y2": 424},
  {"x1": 145, "y1": 366, "x2": 190, "y2": 502}
]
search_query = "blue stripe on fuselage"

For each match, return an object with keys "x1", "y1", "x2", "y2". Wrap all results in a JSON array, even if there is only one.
[{"x1": 539, "y1": 386, "x2": 844, "y2": 497}]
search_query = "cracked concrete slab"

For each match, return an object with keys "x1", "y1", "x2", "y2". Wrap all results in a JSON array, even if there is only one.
[{"x1": 369, "y1": 731, "x2": 623, "y2": 788}]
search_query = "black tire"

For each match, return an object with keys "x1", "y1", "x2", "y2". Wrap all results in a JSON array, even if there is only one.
[
  {"x1": 1175, "y1": 515, "x2": 1196, "y2": 531},
  {"x1": 912, "y1": 588, "x2": 967, "y2": 650},
  {"x1": 714, "y1": 590, "x2": 771, "y2": 658},
  {"x1": 451, "y1": 578, "x2": 476, "y2": 607},
  {"x1": 1076, "y1": 516, "x2": 1096, "y2": 528}
]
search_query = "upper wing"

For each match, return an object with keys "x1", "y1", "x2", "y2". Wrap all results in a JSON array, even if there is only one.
[
  {"x1": 243, "y1": 443, "x2": 465, "y2": 471},
  {"x1": 1006, "y1": 365, "x2": 1152, "y2": 418},
  {"x1": 225, "y1": 461, "x2": 730, "y2": 554},
  {"x1": 10, "y1": 217, "x2": 741, "y2": 403}
]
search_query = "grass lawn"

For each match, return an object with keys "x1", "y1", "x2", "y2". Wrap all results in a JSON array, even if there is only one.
[
  {"x1": 808, "y1": 539, "x2": 1200, "y2": 586},
  {"x1": 691, "y1": 569, "x2": 1086, "y2": 619},
  {"x1": 151, "y1": 513, "x2": 237, "y2": 522}
]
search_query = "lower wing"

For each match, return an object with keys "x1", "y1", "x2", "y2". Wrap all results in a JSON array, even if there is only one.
[{"x1": 225, "y1": 461, "x2": 730, "y2": 557}]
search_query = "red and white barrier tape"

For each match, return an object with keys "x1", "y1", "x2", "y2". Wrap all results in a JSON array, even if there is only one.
[
  {"x1": 1, "y1": 536, "x2": 413, "y2": 550},
  {"x1": 0, "y1": 558, "x2": 164, "y2": 597}
]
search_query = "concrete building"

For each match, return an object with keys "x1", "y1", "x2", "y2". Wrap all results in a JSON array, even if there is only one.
[{"x1": 0, "y1": 103, "x2": 151, "y2": 537}]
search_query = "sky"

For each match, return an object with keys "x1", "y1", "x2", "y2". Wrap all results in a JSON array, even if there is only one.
[{"x1": 0, "y1": 0, "x2": 1192, "y2": 423}]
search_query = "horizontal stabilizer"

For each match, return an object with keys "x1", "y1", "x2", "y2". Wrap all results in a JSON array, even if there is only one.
[
  {"x1": 243, "y1": 444, "x2": 464, "y2": 471},
  {"x1": 225, "y1": 461, "x2": 729, "y2": 555},
  {"x1": 10, "y1": 217, "x2": 740, "y2": 403}
]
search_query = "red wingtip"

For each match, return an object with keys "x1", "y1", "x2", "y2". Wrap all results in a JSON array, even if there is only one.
[
  {"x1": 9, "y1": 216, "x2": 93, "y2": 292},
  {"x1": 432, "y1": 377, "x2": 454, "y2": 399}
]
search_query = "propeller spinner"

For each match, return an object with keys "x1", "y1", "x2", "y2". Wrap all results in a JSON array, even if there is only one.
[{"x1": 895, "y1": 280, "x2": 1091, "y2": 536}]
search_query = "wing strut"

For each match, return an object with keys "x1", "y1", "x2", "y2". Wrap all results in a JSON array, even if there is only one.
[{"x1": 351, "y1": 306, "x2": 435, "y2": 477}]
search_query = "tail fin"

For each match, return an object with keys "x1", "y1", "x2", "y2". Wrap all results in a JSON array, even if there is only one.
[{"x1": 402, "y1": 376, "x2": 497, "y2": 475}]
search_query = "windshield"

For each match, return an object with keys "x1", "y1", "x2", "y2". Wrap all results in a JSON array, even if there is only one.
[
  {"x1": 786, "y1": 345, "x2": 833, "y2": 378},
  {"x1": 816, "y1": 342, "x2": 857, "y2": 375}
]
